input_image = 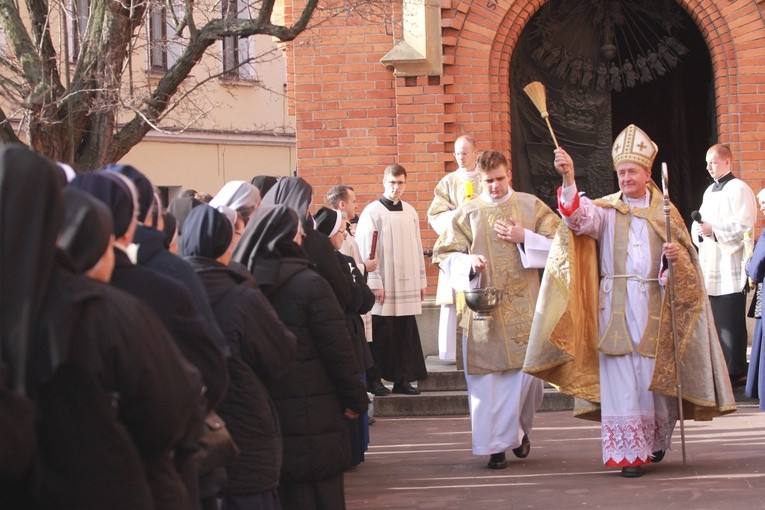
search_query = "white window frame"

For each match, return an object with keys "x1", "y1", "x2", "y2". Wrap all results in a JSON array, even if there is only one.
[
  {"x1": 148, "y1": 0, "x2": 185, "y2": 71},
  {"x1": 222, "y1": 0, "x2": 257, "y2": 80},
  {"x1": 149, "y1": 7, "x2": 168, "y2": 69}
]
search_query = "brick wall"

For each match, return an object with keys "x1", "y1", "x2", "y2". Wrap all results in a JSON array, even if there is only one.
[
  {"x1": 286, "y1": 0, "x2": 765, "y2": 291},
  {"x1": 286, "y1": 0, "x2": 400, "y2": 207}
]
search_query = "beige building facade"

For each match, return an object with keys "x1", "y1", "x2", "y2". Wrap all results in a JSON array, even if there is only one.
[
  {"x1": 121, "y1": 31, "x2": 296, "y2": 197},
  {"x1": 0, "y1": 2, "x2": 296, "y2": 198}
]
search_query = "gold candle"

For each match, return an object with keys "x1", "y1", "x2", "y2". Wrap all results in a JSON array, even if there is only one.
[{"x1": 465, "y1": 180, "x2": 474, "y2": 201}]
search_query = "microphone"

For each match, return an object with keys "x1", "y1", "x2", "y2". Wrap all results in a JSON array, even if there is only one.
[{"x1": 691, "y1": 210, "x2": 707, "y2": 242}]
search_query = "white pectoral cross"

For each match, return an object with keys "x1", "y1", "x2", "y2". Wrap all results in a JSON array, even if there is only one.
[{"x1": 631, "y1": 238, "x2": 645, "y2": 259}]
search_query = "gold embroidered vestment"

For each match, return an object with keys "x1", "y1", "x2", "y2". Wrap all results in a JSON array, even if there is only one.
[{"x1": 433, "y1": 193, "x2": 559, "y2": 374}]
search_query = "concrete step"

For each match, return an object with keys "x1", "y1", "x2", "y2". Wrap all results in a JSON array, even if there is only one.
[
  {"x1": 418, "y1": 368, "x2": 467, "y2": 392},
  {"x1": 373, "y1": 387, "x2": 573, "y2": 417},
  {"x1": 372, "y1": 357, "x2": 759, "y2": 418},
  {"x1": 373, "y1": 390, "x2": 467, "y2": 417},
  {"x1": 372, "y1": 382, "x2": 758, "y2": 417},
  {"x1": 418, "y1": 358, "x2": 570, "y2": 394},
  {"x1": 372, "y1": 355, "x2": 574, "y2": 417}
]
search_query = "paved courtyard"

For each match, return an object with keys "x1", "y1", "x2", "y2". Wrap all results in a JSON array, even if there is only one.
[{"x1": 346, "y1": 405, "x2": 765, "y2": 509}]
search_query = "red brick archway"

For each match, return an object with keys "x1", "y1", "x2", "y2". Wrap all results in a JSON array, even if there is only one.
[{"x1": 443, "y1": 0, "x2": 746, "y2": 165}]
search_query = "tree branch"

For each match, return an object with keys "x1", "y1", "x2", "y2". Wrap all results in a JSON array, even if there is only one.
[
  {"x1": 25, "y1": 0, "x2": 63, "y2": 95},
  {"x1": 109, "y1": 0, "x2": 319, "y2": 160},
  {"x1": 0, "y1": 0, "x2": 45, "y2": 87},
  {"x1": 0, "y1": 105, "x2": 23, "y2": 145},
  {"x1": 257, "y1": 0, "x2": 276, "y2": 26},
  {"x1": 0, "y1": 71, "x2": 28, "y2": 102},
  {"x1": 72, "y1": 0, "x2": 150, "y2": 167},
  {"x1": 0, "y1": 53, "x2": 25, "y2": 79},
  {"x1": 109, "y1": 25, "x2": 217, "y2": 161},
  {"x1": 3, "y1": 0, "x2": 324, "y2": 165}
]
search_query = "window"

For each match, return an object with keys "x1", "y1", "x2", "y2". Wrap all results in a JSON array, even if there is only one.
[
  {"x1": 68, "y1": 0, "x2": 90, "y2": 61},
  {"x1": 148, "y1": 0, "x2": 184, "y2": 71},
  {"x1": 222, "y1": 0, "x2": 257, "y2": 80},
  {"x1": 149, "y1": 8, "x2": 167, "y2": 69}
]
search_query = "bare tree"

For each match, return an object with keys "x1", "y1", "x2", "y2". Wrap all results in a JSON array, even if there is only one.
[{"x1": 0, "y1": 0, "x2": 319, "y2": 169}]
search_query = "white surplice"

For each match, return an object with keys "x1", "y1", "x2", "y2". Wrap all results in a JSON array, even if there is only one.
[
  {"x1": 355, "y1": 200, "x2": 427, "y2": 317},
  {"x1": 691, "y1": 176, "x2": 756, "y2": 296}
]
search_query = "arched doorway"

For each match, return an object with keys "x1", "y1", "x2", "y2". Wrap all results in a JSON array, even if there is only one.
[{"x1": 510, "y1": 0, "x2": 712, "y2": 222}]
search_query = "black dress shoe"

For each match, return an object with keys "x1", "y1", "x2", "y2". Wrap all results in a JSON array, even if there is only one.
[
  {"x1": 731, "y1": 375, "x2": 747, "y2": 388},
  {"x1": 368, "y1": 381, "x2": 391, "y2": 396},
  {"x1": 512, "y1": 434, "x2": 530, "y2": 459},
  {"x1": 487, "y1": 452, "x2": 507, "y2": 469},
  {"x1": 651, "y1": 450, "x2": 665, "y2": 463},
  {"x1": 621, "y1": 466, "x2": 643, "y2": 478},
  {"x1": 391, "y1": 382, "x2": 420, "y2": 395}
]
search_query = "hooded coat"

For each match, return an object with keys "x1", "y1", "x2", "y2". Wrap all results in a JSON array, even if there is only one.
[
  {"x1": 102, "y1": 164, "x2": 227, "y2": 354},
  {"x1": 0, "y1": 145, "x2": 202, "y2": 510},
  {"x1": 70, "y1": 173, "x2": 228, "y2": 413},
  {"x1": 233, "y1": 205, "x2": 369, "y2": 484},
  {"x1": 133, "y1": 223, "x2": 227, "y2": 352},
  {"x1": 261, "y1": 177, "x2": 352, "y2": 309},
  {"x1": 182, "y1": 206, "x2": 297, "y2": 494}
]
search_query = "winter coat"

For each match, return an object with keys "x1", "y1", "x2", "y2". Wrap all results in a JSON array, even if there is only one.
[
  {"x1": 259, "y1": 177, "x2": 352, "y2": 309},
  {"x1": 187, "y1": 257, "x2": 297, "y2": 494},
  {"x1": 0, "y1": 146, "x2": 201, "y2": 510},
  {"x1": 57, "y1": 273, "x2": 203, "y2": 510},
  {"x1": 302, "y1": 223, "x2": 352, "y2": 309},
  {"x1": 254, "y1": 256, "x2": 369, "y2": 483},
  {"x1": 111, "y1": 248, "x2": 227, "y2": 412},
  {"x1": 134, "y1": 224, "x2": 227, "y2": 352}
]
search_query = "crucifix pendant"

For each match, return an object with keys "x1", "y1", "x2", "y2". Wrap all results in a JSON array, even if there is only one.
[{"x1": 632, "y1": 240, "x2": 645, "y2": 259}]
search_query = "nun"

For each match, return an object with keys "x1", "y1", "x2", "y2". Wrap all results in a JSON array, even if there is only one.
[
  {"x1": 0, "y1": 145, "x2": 201, "y2": 509},
  {"x1": 262, "y1": 176, "x2": 352, "y2": 309},
  {"x1": 250, "y1": 175, "x2": 278, "y2": 197},
  {"x1": 182, "y1": 205, "x2": 296, "y2": 510},
  {"x1": 59, "y1": 187, "x2": 116, "y2": 282},
  {"x1": 168, "y1": 195, "x2": 203, "y2": 237},
  {"x1": 233, "y1": 205, "x2": 369, "y2": 510},
  {"x1": 71, "y1": 171, "x2": 229, "y2": 507},
  {"x1": 102, "y1": 164, "x2": 227, "y2": 354},
  {"x1": 209, "y1": 180, "x2": 261, "y2": 225},
  {"x1": 315, "y1": 206, "x2": 377, "y2": 468}
]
